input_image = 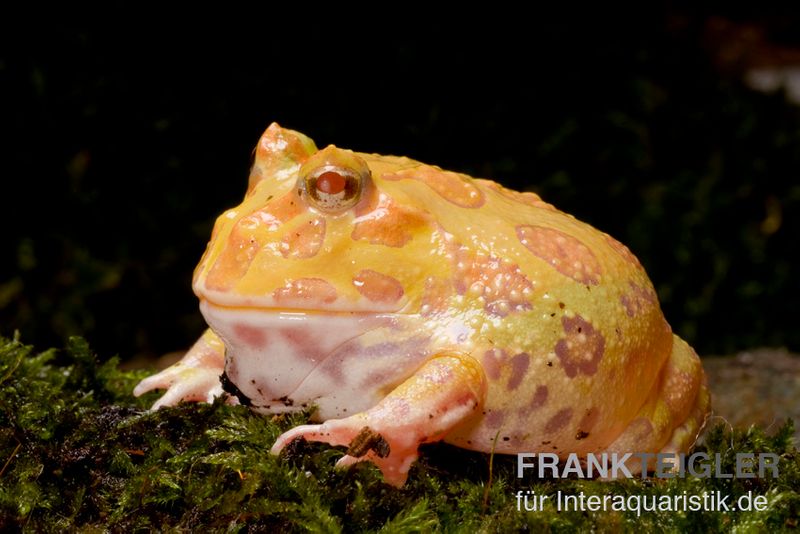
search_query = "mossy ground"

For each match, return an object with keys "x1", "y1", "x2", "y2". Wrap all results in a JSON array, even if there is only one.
[{"x1": 1, "y1": 335, "x2": 797, "y2": 532}]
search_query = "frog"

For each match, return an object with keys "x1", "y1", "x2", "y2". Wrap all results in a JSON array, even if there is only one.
[{"x1": 134, "y1": 123, "x2": 710, "y2": 487}]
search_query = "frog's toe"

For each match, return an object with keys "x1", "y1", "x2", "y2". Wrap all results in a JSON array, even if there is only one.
[
  {"x1": 334, "y1": 454, "x2": 359, "y2": 468},
  {"x1": 134, "y1": 365, "x2": 224, "y2": 409},
  {"x1": 133, "y1": 364, "x2": 182, "y2": 397},
  {"x1": 335, "y1": 452, "x2": 417, "y2": 487},
  {"x1": 271, "y1": 421, "x2": 418, "y2": 487},
  {"x1": 270, "y1": 421, "x2": 355, "y2": 455}
]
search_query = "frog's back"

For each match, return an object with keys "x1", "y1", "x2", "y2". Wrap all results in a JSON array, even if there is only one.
[{"x1": 362, "y1": 152, "x2": 675, "y2": 455}]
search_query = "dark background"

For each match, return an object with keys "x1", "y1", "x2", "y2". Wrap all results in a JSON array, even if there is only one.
[{"x1": 2, "y1": 8, "x2": 799, "y2": 362}]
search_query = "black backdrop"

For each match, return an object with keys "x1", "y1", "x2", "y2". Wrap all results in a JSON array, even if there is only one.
[{"x1": 2, "y1": 7, "x2": 799, "y2": 360}]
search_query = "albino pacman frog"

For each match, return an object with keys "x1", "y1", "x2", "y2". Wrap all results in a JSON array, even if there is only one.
[{"x1": 135, "y1": 123, "x2": 710, "y2": 486}]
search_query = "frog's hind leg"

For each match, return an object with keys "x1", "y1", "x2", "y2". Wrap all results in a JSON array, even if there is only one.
[
  {"x1": 134, "y1": 328, "x2": 228, "y2": 409},
  {"x1": 271, "y1": 351, "x2": 487, "y2": 487},
  {"x1": 603, "y1": 335, "x2": 710, "y2": 473}
]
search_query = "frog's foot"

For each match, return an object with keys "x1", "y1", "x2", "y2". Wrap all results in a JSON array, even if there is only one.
[
  {"x1": 604, "y1": 334, "x2": 709, "y2": 473},
  {"x1": 133, "y1": 329, "x2": 227, "y2": 409},
  {"x1": 270, "y1": 352, "x2": 487, "y2": 487}
]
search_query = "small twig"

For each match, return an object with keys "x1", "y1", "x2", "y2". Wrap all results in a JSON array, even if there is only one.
[
  {"x1": 0, "y1": 353, "x2": 24, "y2": 386},
  {"x1": 0, "y1": 440, "x2": 22, "y2": 478},
  {"x1": 482, "y1": 430, "x2": 501, "y2": 513}
]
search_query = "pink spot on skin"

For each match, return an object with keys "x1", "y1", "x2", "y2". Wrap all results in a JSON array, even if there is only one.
[
  {"x1": 507, "y1": 353, "x2": 530, "y2": 390},
  {"x1": 423, "y1": 359, "x2": 455, "y2": 385},
  {"x1": 544, "y1": 408, "x2": 573, "y2": 434},
  {"x1": 603, "y1": 233, "x2": 643, "y2": 270},
  {"x1": 451, "y1": 243, "x2": 534, "y2": 317},
  {"x1": 529, "y1": 385, "x2": 549, "y2": 410},
  {"x1": 383, "y1": 166, "x2": 485, "y2": 208},
  {"x1": 320, "y1": 335, "x2": 429, "y2": 386},
  {"x1": 281, "y1": 217, "x2": 326, "y2": 259},
  {"x1": 554, "y1": 314, "x2": 606, "y2": 378},
  {"x1": 482, "y1": 348, "x2": 507, "y2": 380},
  {"x1": 477, "y1": 179, "x2": 556, "y2": 211},
  {"x1": 485, "y1": 409, "x2": 506, "y2": 429},
  {"x1": 516, "y1": 225, "x2": 601, "y2": 285},
  {"x1": 619, "y1": 294, "x2": 636, "y2": 317},
  {"x1": 232, "y1": 324, "x2": 266, "y2": 348},
  {"x1": 353, "y1": 270, "x2": 404, "y2": 304},
  {"x1": 279, "y1": 326, "x2": 329, "y2": 362},
  {"x1": 620, "y1": 281, "x2": 658, "y2": 317},
  {"x1": 272, "y1": 278, "x2": 338, "y2": 306},
  {"x1": 384, "y1": 397, "x2": 412, "y2": 418},
  {"x1": 352, "y1": 191, "x2": 430, "y2": 248},
  {"x1": 361, "y1": 368, "x2": 395, "y2": 389}
]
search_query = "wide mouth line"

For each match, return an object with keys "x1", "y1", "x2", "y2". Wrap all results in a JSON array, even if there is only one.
[{"x1": 200, "y1": 298, "x2": 393, "y2": 316}]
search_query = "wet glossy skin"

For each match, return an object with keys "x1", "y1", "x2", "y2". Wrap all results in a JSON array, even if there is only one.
[{"x1": 135, "y1": 123, "x2": 710, "y2": 486}]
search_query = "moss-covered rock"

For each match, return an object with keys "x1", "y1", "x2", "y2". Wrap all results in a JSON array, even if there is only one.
[{"x1": 1, "y1": 335, "x2": 797, "y2": 531}]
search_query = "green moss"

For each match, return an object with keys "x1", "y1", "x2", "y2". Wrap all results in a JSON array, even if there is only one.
[{"x1": 1, "y1": 335, "x2": 798, "y2": 531}]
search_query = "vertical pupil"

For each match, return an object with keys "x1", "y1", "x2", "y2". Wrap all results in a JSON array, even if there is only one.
[{"x1": 316, "y1": 171, "x2": 347, "y2": 195}]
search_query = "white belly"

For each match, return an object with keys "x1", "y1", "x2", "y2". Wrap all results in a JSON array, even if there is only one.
[{"x1": 200, "y1": 301, "x2": 432, "y2": 419}]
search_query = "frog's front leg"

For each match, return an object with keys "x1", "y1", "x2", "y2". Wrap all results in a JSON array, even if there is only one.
[
  {"x1": 134, "y1": 328, "x2": 227, "y2": 409},
  {"x1": 270, "y1": 352, "x2": 487, "y2": 487}
]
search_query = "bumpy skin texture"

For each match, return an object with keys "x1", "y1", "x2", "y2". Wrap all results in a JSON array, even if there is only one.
[{"x1": 135, "y1": 123, "x2": 710, "y2": 487}]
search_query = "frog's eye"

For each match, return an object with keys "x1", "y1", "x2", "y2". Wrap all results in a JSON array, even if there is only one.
[{"x1": 300, "y1": 165, "x2": 366, "y2": 213}]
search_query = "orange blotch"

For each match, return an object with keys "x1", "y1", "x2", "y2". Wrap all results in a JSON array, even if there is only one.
[
  {"x1": 554, "y1": 314, "x2": 605, "y2": 378},
  {"x1": 353, "y1": 269, "x2": 405, "y2": 304},
  {"x1": 516, "y1": 225, "x2": 601, "y2": 285},
  {"x1": 478, "y1": 179, "x2": 556, "y2": 211},
  {"x1": 383, "y1": 166, "x2": 485, "y2": 208},
  {"x1": 205, "y1": 227, "x2": 259, "y2": 292},
  {"x1": 272, "y1": 278, "x2": 338, "y2": 306},
  {"x1": 247, "y1": 190, "x2": 305, "y2": 231},
  {"x1": 603, "y1": 232, "x2": 643, "y2": 270},
  {"x1": 280, "y1": 217, "x2": 326, "y2": 259},
  {"x1": 452, "y1": 245, "x2": 534, "y2": 316},
  {"x1": 420, "y1": 276, "x2": 452, "y2": 317},
  {"x1": 249, "y1": 123, "x2": 314, "y2": 193},
  {"x1": 352, "y1": 191, "x2": 430, "y2": 248},
  {"x1": 205, "y1": 191, "x2": 306, "y2": 290}
]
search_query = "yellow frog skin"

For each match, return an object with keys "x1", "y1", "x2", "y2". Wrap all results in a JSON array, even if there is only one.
[{"x1": 135, "y1": 123, "x2": 710, "y2": 487}]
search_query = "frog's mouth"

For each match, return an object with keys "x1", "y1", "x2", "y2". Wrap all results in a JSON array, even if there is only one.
[{"x1": 195, "y1": 281, "x2": 409, "y2": 315}]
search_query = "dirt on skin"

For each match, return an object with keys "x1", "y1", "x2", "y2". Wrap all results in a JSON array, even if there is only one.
[{"x1": 703, "y1": 348, "x2": 800, "y2": 441}]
